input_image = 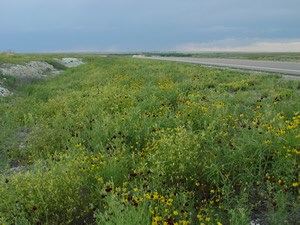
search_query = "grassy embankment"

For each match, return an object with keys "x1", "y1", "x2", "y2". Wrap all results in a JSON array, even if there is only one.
[{"x1": 0, "y1": 54, "x2": 299, "y2": 224}]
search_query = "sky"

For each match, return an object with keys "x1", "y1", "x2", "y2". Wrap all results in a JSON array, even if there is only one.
[{"x1": 1, "y1": 0, "x2": 300, "y2": 53}]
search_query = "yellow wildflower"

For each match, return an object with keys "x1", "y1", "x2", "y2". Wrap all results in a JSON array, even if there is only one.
[
  {"x1": 197, "y1": 214, "x2": 203, "y2": 221},
  {"x1": 166, "y1": 198, "x2": 173, "y2": 205},
  {"x1": 153, "y1": 216, "x2": 162, "y2": 222},
  {"x1": 180, "y1": 220, "x2": 189, "y2": 225}
]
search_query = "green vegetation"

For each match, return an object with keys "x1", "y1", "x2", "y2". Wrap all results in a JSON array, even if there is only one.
[
  {"x1": 144, "y1": 52, "x2": 300, "y2": 62},
  {"x1": 0, "y1": 52, "x2": 86, "y2": 64},
  {"x1": 0, "y1": 55, "x2": 299, "y2": 224}
]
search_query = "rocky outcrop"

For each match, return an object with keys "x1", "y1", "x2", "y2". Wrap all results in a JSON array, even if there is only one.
[{"x1": 0, "y1": 61, "x2": 60, "y2": 79}]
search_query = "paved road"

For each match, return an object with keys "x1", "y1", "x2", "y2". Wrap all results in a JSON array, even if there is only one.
[{"x1": 137, "y1": 56, "x2": 300, "y2": 77}]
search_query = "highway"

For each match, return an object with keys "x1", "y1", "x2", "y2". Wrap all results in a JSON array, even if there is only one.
[{"x1": 137, "y1": 56, "x2": 300, "y2": 77}]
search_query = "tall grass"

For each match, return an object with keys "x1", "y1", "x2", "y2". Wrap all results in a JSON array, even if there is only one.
[{"x1": 0, "y1": 55, "x2": 299, "y2": 224}]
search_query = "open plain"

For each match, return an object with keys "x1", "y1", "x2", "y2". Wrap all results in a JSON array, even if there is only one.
[
  {"x1": 138, "y1": 56, "x2": 300, "y2": 77},
  {"x1": 0, "y1": 54, "x2": 299, "y2": 225}
]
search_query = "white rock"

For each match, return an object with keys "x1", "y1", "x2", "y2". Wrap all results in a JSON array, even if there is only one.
[
  {"x1": 250, "y1": 219, "x2": 261, "y2": 225},
  {"x1": 0, "y1": 86, "x2": 11, "y2": 97},
  {"x1": 0, "y1": 61, "x2": 59, "y2": 79},
  {"x1": 57, "y1": 58, "x2": 84, "y2": 68}
]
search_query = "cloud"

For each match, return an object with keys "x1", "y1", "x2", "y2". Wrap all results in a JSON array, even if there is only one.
[
  {"x1": 206, "y1": 26, "x2": 241, "y2": 33},
  {"x1": 1, "y1": 0, "x2": 300, "y2": 52},
  {"x1": 176, "y1": 39, "x2": 300, "y2": 52}
]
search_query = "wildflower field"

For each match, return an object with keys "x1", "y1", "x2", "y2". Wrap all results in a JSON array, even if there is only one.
[{"x1": 0, "y1": 55, "x2": 299, "y2": 225}]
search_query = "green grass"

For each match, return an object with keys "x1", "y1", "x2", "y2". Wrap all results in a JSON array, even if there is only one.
[
  {"x1": 0, "y1": 55, "x2": 299, "y2": 224},
  {"x1": 0, "y1": 52, "x2": 94, "y2": 64},
  {"x1": 144, "y1": 52, "x2": 300, "y2": 62}
]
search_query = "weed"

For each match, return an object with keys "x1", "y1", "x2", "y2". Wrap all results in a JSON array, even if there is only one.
[{"x1": 0, "y1": 55, "x2": 299, "y2": 224}]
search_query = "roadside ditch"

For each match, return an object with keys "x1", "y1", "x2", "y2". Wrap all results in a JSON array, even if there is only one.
[{"x1": 0, "y1": 58, "x2": 84, "y2": 97}]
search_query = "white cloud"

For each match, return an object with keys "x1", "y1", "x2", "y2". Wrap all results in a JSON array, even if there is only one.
[{"x1": 176, "y1": 39, "x2": 300, "y2": 52}]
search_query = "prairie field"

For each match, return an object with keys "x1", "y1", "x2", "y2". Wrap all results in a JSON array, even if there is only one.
[
  {"x1": 146, "y1": 52, "x2": 300, "y2": 62},
  {"x1": 0, "y1": 55, "x2": 299, "y2": 225}
]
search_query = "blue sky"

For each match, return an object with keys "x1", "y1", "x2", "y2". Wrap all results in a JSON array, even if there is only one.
[{"x1": 1, "y1": 0, "x2": 300, "y2": 52}]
